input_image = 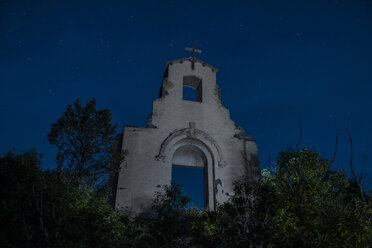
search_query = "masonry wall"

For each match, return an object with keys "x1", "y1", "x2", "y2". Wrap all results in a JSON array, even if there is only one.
[{"x1": 115, "y1": 59, "x2": 259, "y2": 214}]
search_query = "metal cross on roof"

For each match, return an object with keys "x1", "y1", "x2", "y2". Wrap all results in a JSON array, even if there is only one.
[{"x1": 185, "y1": 43, "x2": 201, "y2": 70}]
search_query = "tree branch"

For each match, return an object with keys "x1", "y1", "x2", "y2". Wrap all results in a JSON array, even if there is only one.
[
  {"x1": 347, "y1": 127, "x2": 357, "y2": 182},
  {"x1": 32, "y1": 185, "x2": 50, "y2": 246},
  {"x1": 296, "y1": 119, "x2": 302, "y2": 152},
  {"x1": 359, "y1": 155, "x2": 367, "y2": 186},
  {"x1": 330, "y1": 133, "x2": 338, "y2": 164}
]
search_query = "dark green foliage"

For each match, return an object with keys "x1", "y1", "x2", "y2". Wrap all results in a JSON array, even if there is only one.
[
  {"x1": 214, "y1": 148, "x2": 372, "y2": 248},
  {"x1": 54, "y1": 190, "x2": 126, "y2": 248},
  {"x1": 121, "y1": 183, "x2": 218, "y2": 248},
  {"x1": 0, "y1": 150, "x2": 43, "y2": 247},
  {"x1": 266, "y1": 149, "x2": 372, "y2": 247},
  {"x1": 119, "y1": 149, "x2": 372, "y2": 248},
  {"x1": 2, "y1": 148, "x2": 372, "y2": 247},
  {"x1": 0, "y1": 150, "x2": 126, "y2": 248},
  {"x1": 121, "y1": 183, "x2": 194, "y2": 247},
  {"x1": 2, "y1": 98, "x2": 371, "y2": 247},
  {"x1": 0, "y1": 150, "x2": 74, "y2": 247},
  {"x1": 47, "y1": 98, "x2": 122, "y2": 189},
  {"x1": 213, "y1": 177, "x2": 271, "y2": 248}
]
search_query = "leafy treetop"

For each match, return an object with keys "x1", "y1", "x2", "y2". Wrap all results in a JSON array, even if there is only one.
[{"x1": 47, "y1": 98, "x2": 122, "y2": 188}]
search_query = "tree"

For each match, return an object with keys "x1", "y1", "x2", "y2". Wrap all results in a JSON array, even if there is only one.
[
  {"x1": 121, "y1": 183, "x2": 215, "y2": 248},
  {"x1": 266, "y1": 148, "x2": 372, "y2": 247},
  {"x1": 0, "y1": 150, "x2": 76, "y2": 247},
  {"x1": 214, "y1": 148, "x2": 372, "y2": 248},
  {"x1": 47, "y1": 98, "x2": 122, "y2": 189},
  {"x1": 0, "y1": 150, "x2": 127, "y2": 248},
  {"x1": 133, "y1": 183, "x2": 193, "y2": 247},
  {"x1": 0, "y1": 150, "x2": 43, "y2": 247}
]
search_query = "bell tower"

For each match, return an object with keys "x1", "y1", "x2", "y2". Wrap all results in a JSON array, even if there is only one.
[{"x1": 115, "y1": 45, "x2": 259, "y2": 213}]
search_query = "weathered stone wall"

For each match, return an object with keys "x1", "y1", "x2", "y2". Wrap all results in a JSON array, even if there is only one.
[{"x1": 115, "y1": 58, "x2": 259, "y2": 214}]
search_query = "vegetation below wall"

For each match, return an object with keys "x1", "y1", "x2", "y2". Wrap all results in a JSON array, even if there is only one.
[
  {"x1": 1, "y1": 148, "x2": 372, "y2": 248},
  {"x1": 1, "y1": 99, "x2": 371, "y2": 247}
]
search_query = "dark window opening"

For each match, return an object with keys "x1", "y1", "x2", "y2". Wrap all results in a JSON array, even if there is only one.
[{"x1": 183, "y1": 76, "x2": 202, "y2": 102}]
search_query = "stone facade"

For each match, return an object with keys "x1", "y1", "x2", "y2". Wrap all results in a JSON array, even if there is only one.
[{"x1": 114, "y1": 57, "x2": 259, "y2": 214}]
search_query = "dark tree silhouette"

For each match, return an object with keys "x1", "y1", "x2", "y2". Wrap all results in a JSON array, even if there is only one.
[{"x1": 47, "y1": 98, "x2": 122, "y2": 188}]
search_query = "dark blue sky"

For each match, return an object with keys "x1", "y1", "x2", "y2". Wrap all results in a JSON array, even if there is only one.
[{"x1": 1, "y1": 0, "x2": 372, "y2": 200}]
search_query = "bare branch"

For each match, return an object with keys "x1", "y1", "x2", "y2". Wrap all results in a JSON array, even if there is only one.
[
  {"x1": 358, "y1": 155, "x2": 367, "y2": 200},
  {"x1": 311, "y1": 141, "x2": 316, "y2": 151},
  {"x1": 296, "y1": 119, "x2": 302, "y2": 152},
  {"x1": 346, "y1": 128, "x2": 366, "y2": 204},
  {"x1": 359, "y1": 155, "x2": 367, "y2": 189},
  {"x1": 267, "y1": 151, "x2": 274, "y2": 174},
  {"x1": 347, "y1": 127, "x2": 357, "y2": 182},
  {"x1": 32, "y1": 185, "x2": 50, "y2": 245},
  {"x1": 330, "y1": 133, "x2": 338, "y2": 164}
]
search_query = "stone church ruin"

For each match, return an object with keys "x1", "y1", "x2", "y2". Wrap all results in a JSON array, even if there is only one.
[{"x1": 114, "y1": 45, "x2": 259, "y2": 214}]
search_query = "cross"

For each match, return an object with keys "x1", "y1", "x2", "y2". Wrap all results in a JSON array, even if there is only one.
[{"x1": 185, "y1": 43, "x2": 201, "y2": 70}]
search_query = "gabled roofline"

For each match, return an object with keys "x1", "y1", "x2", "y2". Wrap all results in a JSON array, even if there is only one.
[{"x1": 163, "y1": 57, "x2": 219, "y2": 78}]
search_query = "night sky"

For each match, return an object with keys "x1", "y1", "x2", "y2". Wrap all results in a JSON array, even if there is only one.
[{"x1": 1, "y1": 0, "x2": 372, "y2": 208}]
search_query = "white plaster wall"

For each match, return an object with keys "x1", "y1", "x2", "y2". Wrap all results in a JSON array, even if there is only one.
[{"x1": 115, "y1": 59, "x2": 259, "y2": 214}]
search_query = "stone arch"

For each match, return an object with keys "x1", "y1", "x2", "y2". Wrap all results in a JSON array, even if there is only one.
[
  {"x1": 172, "y1": 144, "x2": 207, "y2": 168},
  {"x1": 155, "y1": 127, "x2": 226, "y2": 168},
  {"x1": 155, "y1": 128, "x2": 226, "y2": 210}
]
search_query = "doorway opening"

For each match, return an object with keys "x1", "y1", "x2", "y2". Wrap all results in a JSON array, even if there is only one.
[
  {"x1": 172, "y1": 166, "x2": 205, "y2": 209},
  {"x1": 171, "y1": 144, "x2": 208, "y2": 209}
]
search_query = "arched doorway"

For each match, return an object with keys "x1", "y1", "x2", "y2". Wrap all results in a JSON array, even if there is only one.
[
  {"x1": 169, "y1": 138, "x2": 215, "y2": 210},
  {"x1": 172, "y1": 145, "x2": 207, "y2": 208}
]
